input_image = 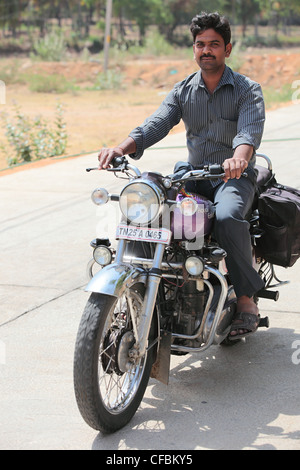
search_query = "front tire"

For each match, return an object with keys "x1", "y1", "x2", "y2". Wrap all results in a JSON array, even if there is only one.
[{"x1": 73, "y1": 287, "x2": 156, "y2": 433}]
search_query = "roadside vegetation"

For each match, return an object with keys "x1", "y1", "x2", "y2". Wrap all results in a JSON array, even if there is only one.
[
  {"x1": 0, "y1": 0, "x2": 300, "y2": 168},
  {"x1": 0, "y1": 102, "x2": 67, "y2": 167}
]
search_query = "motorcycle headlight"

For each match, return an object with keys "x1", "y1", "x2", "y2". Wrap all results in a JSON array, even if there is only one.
[
  {"x1": 185, "y1": 256, "x2": 204, "y2": 276},
  {"x1": 119, "y1": 180, "x2": 164, "y2": 225},
  {"x1": 179, "y1": 197, "x2": 198, "y2": 216},
  {"x1": 91, "y1": 188, "x2": 109, "y2": 205},
  {"x1": 93, "y1": 245, "x2": 113, "y2": 266}
]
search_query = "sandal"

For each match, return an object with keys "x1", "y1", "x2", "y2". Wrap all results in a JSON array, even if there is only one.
[{"x1": 229, "y1": 312, "x2": 260, "y2": 341}]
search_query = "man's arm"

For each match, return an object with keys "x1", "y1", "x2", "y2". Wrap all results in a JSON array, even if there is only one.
[{"x1": 223, "y1": 81, "x2": 265, "y2": 182}]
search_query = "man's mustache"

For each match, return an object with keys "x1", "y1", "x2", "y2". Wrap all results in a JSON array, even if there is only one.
[{"x1": 200, "y1": 54, "x2": 216, "y2": 59}]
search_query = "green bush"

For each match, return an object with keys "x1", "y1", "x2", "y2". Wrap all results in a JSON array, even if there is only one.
[
  {"x1": 227, "y1": 42, "x2": 245, "y2": 72},
  {"x1": 0, "y1": 60, "x2": 27, "y2": 85},
  {"x1": 241, "y1": 34, "x2": 300, "y2": 48},
  {"x1": 144, "y1": 30, "x2": 174, "y2": 56},
  {"x1": 263, "y1": 84, "x2": 293, "y2": 108},
  {"x1": 0, "y1": 102, "x2": 68, "y2": 166},
  {"x1": 32, "y1": 29, "x2": 67, "y2": 61},
  {"x1": 27, "y1": 73, "x2": 77, "y2": 94},
  {"x1": 91, "y1": 70, "x2": 124, "y2": 91}
]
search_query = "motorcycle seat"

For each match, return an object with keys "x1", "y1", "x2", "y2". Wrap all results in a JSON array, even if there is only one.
[
  {"x1": 251, "y1": 164, "x2": 275, "y2": 213},
  {"x1": 255, "y1": 164, "x2": 274, "y2": 192}
]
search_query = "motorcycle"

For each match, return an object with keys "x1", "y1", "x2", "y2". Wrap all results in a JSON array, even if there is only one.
[{"x1": 73, "y1": 153, "x2": 286, "y2": 433}]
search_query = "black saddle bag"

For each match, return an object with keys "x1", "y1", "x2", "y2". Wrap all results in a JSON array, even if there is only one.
[{"x1": 256, "y1": 182, "x2": 300, "y2": 267}]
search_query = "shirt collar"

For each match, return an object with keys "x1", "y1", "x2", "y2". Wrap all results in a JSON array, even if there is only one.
[{"x1": 193, "y1": 65, "x2": 235, "y2": 91}]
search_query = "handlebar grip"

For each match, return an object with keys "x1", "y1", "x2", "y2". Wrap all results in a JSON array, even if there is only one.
[
  {"x1": 208, "y1": 164, "x2": 248, "y2": 178},
  {"x1": 209, "y1": 164, "x2": 223, "y2": 175},
  {"x1": 111, "y1": 156, "x2": 125, "y2": 168}
]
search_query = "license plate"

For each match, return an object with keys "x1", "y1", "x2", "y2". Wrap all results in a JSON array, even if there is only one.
[{"x1": 116, "y1": 224, "x2": 172, "y2": 245}]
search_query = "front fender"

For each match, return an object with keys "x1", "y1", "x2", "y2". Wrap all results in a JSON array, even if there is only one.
[{"x1": 85, "y1": 263, "x2": 147, "y2": 297}]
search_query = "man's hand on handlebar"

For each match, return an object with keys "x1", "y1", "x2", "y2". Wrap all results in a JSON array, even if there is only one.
[
  {"x1": 98, "y1": 137, "x2": 137, "y2": 170},
  {"x1": 222, "y1": 157, "x2": 248, "y2": 183},
  {"x1": 98, "y1": 147, "x2": 124, "y2": 170},
  {"x1": 222, "y1": 144, "x2": 253, "y2": 182}
]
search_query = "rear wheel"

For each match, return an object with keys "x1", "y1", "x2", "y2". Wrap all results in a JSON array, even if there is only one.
[{"x1": 73, "y1": 286, "x2": 156, "y2": 433}]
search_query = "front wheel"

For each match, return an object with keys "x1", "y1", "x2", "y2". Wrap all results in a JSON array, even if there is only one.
[{"x1": 73, "y1": 286, "x2": 156, "y2": 433}]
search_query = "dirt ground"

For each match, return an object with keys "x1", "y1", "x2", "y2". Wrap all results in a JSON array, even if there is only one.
[{"x1": 1, "y1": 49, "x2": 300, "y2": 172}]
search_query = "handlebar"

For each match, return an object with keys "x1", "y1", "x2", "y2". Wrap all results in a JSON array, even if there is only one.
[
  {"x1": 86, "y1": 159, "x2": 247, "y2": 183},
  {"x1": 170, "y1": 164, "x2": 247, "y2": 184},
  {"x1": 86, "y1": 156, "x2": 142, "y2": 177}
]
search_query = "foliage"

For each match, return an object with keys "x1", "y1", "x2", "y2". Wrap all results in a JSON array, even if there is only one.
[
  {"x1": 0, "y1": 102, "x2": 68, "y2": 166},
  {"x1": 91, "y1": 70, "x2": 124, "y2": 90},
  {"x1": 27, "y1": 74, "x2": 77, "y2": 93},
  {"x1": 0, "y1": 60, "x2": 27, "y2": 85},
  {"x1": 144, "y1": 30, "x2": 174, "y2": 56},
  {"x1": 32, "y1": 29, "x2": 67, "y2": 61},
  {"x1": 226, "y1": 43, "x2": 244, "y2": 72},
  {"x1": 0, "y1": 0, "x2": 300, "y2": 52},
  {"x1": 114, "y1": 0, "x2": 168, "y2": 42},
  {"x1": 263, "y1": 83, "x2": 294, "y2": 109}
]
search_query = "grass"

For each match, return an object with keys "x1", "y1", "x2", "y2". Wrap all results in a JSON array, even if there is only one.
[
  {"x1": 263, "y1": 83, "x2": 294, "y2": 108},
  {"x1": 0, "y1": 60, "x2": 27, "y2": 85},
  {"x1": 27, "y1": 73, "x2": 78, "y2": 94},
  {"x1": 88, "y1": 70, "x2": 124, "y2": 91}
]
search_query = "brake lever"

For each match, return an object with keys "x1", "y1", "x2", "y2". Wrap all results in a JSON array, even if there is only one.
[
  {"x1": 171, "y1": 170, "x2": 248, "y2": 184},
  {"x1": 85, "y1": 166, "x2": 123, "y2": 173},
  {"x1": 204, "y1": 172, "x2": 248, "y2": 179}
]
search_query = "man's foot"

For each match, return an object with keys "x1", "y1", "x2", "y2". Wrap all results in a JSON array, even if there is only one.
[{"x1": 229, "y1": 296, "x2": 260, "y2": 339}]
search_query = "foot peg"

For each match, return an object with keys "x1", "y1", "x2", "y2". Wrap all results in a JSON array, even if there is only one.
[
  {"x1": 257, "y1": 289, "x2": 279, "y2": 301},
  {"x1": 258, "y1": 316, "x2": 269, "y2": 328}
]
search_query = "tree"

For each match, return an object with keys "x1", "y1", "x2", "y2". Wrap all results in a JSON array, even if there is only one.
[
  {"x1": 157, "y1": 0, "x2": 231, "y2": 42},
  {"x1": 0, "y1": 0, "x2": 30, "y2": 37},
  {"x1": 238, "y1": 0, "x2": 261, "y2": 37},
  {"x1": 113, "y1": 0, "x2": 169, "y2": 43},
  {"x1": 114, "y1": 0, "x2": 165, "y2": 43},
  {"x1": 254, "y1": 0, "x2": 300, "y2": 39}
]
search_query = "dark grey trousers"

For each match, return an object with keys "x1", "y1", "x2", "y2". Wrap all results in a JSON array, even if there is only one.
[{"x1": 186, "y1": 176, "x2": 265, "y2": 298}]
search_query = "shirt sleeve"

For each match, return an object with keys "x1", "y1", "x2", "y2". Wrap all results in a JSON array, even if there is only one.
[
  {"x1": 232, "y1": 82, "x2": 265, "y2": 151},
  {"x1": 128, "y1": 87, "x2": 182, "y2": 160}
]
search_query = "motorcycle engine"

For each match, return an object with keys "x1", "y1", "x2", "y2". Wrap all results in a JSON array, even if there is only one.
[{"x1": 162, "y1": 279, "x2": 207, "y2": 353}]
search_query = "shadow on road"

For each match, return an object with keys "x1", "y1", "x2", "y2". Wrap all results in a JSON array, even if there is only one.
[{"x1": 92, "y1": 326, "x2": 300, "y2": 450}]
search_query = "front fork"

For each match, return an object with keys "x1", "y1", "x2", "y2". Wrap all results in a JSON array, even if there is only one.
[{"x1": 117, "y1": 239, "x2": 165, "y2": 359}]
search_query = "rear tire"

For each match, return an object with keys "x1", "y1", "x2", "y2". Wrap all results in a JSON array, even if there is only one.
[{"x1": 73, "y1": 287, "x2": 156, "y2": 433}]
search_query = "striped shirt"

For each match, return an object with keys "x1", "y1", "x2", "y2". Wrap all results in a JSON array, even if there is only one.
[{"x1": 129, "y1": 65, "x2": 265, "y2": 184}]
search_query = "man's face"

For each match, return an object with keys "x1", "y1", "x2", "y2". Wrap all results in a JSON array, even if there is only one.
[{"x1": 193, "y1": 28, "x2": 232, "y2": 72}]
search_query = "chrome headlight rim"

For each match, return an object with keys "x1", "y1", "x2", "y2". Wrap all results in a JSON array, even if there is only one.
[{"x1": 119, "y1": 179, "x2": 165, "y2": 226}]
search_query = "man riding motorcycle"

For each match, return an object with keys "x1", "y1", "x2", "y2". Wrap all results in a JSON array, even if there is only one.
[{"x1": 97, "y1": 12, "x2": 266, "y2": 340}]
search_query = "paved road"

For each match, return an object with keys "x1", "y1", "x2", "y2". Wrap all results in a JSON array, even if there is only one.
[{"x1": 0, "y1": 103, "x2": 299, "y2": 450}]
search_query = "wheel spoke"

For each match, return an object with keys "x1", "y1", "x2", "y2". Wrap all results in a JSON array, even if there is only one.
[
  {"x1": 97, "y1": 289, "x2": 147, "y2": 413},
  {"x1": 74, "y1": 287, "x2": 155, "y2": 433}
]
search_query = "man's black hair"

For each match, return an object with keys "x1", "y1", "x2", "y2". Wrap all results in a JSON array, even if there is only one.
[{"x1": 190, "y1": 12, "x2": 231, "y2": 47}]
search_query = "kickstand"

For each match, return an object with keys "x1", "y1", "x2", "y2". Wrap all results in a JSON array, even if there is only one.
[{"x1": 269, "y1": 268, "x2": 290, "y2": 289}]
